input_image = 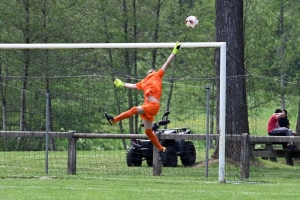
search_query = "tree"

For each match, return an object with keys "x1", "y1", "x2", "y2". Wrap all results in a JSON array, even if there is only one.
[{"x1": 213, "y1": 0, "x2": 249, "y2": 160}]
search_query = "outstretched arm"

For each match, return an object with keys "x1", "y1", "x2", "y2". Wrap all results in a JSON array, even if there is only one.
[
  {"x1": 124, "y1": 83, "x2": 137, "y2": 89},
  {"x1": 114, "y1": 78, "x2": 137, "y2": 89},
  {"x1": 161, "y1": 41, "x2": 181, "y2": 73},
  {"x1": 275, "y1": 112, "x2": 286, "y2": 119},
  {"x1": 161, "y1": 53, "x2": 176, "y2": 73}
]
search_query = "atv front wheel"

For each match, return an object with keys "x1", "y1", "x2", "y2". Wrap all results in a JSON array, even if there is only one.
[
  {"x1": 162, "y1": 145, "x2": 178, "y2": 167},
  {"x1": 126, "y1": 146, "x2": 142, "y2": 166},
  {"x1": 145, "y1": 156, "x2": 153, "y2": 167}
]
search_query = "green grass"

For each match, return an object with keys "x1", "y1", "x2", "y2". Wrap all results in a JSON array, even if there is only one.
[
  {"x1": 0, "y1": 149, "x2": 217, "y2": 178},
  {"x1": 1, "y1": 104, "x2": 300, "y2": 199},
  {"x1": 1, "y1": 149, "x2": 300, "y2": 200},
  {"x1": 1, "y1": 174, "x2": 300, "y2": 200},
  {"x1": 1, "y1": 150, "x2": 300, "y2": 199}
]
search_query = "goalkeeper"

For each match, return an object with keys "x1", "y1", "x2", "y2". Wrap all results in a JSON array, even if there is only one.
[{"x1": 104, "y1": 41, "x2": 181, "y2": 153}]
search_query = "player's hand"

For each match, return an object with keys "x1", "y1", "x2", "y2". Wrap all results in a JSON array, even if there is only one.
[
  {"x1": 172, "y1": 41, "x2": 181, "y2": 54},
  {"x1": 114, "y1": 78, "x2": 124, "y2": 88}
]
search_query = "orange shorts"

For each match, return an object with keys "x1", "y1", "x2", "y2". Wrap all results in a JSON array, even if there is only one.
[{"x1": 140, "y1": 102, "x2": 160, "y2": 122}]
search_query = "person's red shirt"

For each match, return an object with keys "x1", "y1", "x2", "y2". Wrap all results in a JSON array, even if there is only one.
[{"x1": 267, "y1": 114, "x2": 278, "y2": 133}]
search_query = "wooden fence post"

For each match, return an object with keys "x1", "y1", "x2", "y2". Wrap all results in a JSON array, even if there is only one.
[
  {"x1": 240, "y1": 133, "x2": 250, "y2": 179},
  {"x1": 152, "y1": 147, "x2": 162, "y2": 176},
  {"x1": 67, "y1": 130, "x2": 77, "y2": 175},
  {"x1": 153, "y1": 133, "x2": 162, "y2": 176}
]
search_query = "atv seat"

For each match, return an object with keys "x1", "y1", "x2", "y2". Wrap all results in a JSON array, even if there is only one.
[
  {"x1": 140, "y1": 120, "x2": 170, "y2": 127},
  {"x1": 158, "y1": 120, "x2": 170, "y2": 126}
]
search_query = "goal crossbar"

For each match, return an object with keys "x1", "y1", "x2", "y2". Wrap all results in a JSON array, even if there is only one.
[
  {"x1": 0, "y1": 42, "x2": 226, "y2": 183},
  {"x1": 0, "y1": 42, "x2": 225, "y2": 49}
]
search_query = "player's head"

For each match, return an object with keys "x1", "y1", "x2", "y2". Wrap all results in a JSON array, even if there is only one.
[
  {"x1": 283, "y1": 109, "x2": 288, "y2": 115},
  {"x1": 274, "y1": 108, "x2": 282, "y2": 113},
  {"x1": 147, "y1": 69, "x2": 156, "y2": 74}
]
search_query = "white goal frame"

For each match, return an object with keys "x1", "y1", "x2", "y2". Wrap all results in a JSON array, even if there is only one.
[{"x1": 0, "y1": 42, "x2": 226, "y2": 183}]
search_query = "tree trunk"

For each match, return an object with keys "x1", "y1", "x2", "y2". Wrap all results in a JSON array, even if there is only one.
[
  {"x1": 295, "y1": 100, "x2": 300, "y2": 147},
  {"x1": 17, "y1": 50, "x2": 29, "y2": 150},
  {"x1": 213, "y1": 0, "x2": 249, "y2": 161},
  {"x1": 279, "y1": 0, "x2": 285, "y2": 109},
  {"x1": 42, "y1": 0, "x2": 56, "y2": 151},
  {"x1": 122, "y1": 0, "x2": 135, "y2": 136},
  {"x1": 164, "y1": 79, "x2": 174, "y2": 129},
  {"x1": 209, "y1": 83, "x2": 216, "y2": 148},
  {"x1": 0, "y1": 62, "x2": 8, "y2": 131},
  {"x1": 132, "y1": 0, "x2": 139, "y2": 134},
  {"x1": 151, "y1": 0, "x2": 161, "y2": 70}
]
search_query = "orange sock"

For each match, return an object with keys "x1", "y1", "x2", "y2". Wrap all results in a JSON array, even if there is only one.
[
  {"x1": 145, "y1": 129, "x2": 163, "y2": 151},
  {"x1": 114, "y1": 107, "x2": 138, "y2": 122}
]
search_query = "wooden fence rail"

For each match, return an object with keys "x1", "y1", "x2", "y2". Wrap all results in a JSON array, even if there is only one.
[{"x1": 1, "y1": 131, "x2": 300, "y2": 179}]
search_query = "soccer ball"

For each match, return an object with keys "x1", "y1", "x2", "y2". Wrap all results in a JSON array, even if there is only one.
[{"x1": 185, "y1": 16, "x2": 198, "y2": 29}]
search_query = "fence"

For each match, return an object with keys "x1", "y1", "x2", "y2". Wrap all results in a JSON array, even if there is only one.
[{"x1": 3, "y1": 130, "x2": 299, "y2": 181}]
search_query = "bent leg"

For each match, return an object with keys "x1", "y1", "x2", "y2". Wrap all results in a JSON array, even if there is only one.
[
  {"x1": 113, "y1": 107, "x2": 139, "y2": 122},
  {"x1": 270, "y1": 128, "x2": 289, "y2": 136},
  {"x1": 145, "y1": 129, "x2": 164, "y2": 152},
  {"x1": 271, "y1": 128, "x2": 294, "y2": 147},
  {"x1": 136, "y1": 104, "x2": 165, "y2": 152},
  {"x1": 143, "y1": 120, "x2": 165, "y2": 152}
]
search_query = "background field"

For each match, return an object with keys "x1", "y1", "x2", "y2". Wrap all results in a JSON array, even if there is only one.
[
  {"x1": 1, "y1": 172, "x2": 300, "y2": 200},
  {"x1": 2, "y1": 106, "x2": 300, "y2": 200},
  {"x1": 1, "y1": 0, "x2": 300, "y2": 199}
]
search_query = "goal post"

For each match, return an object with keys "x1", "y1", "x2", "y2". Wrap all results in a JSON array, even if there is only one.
[{"x1": 0, "y1": 42, "x2": 226, "y2": 182}]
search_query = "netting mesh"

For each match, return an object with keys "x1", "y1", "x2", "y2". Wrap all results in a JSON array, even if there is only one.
[
  {"x1": 0, "y1": 47, "x2": 220, "y2": 180},
  {"x1": 0, "y1": 48, "x2": 215, "y2": 133},
  {"x1": 1, "y1": 47, "x2": 299, "y2": 182}
]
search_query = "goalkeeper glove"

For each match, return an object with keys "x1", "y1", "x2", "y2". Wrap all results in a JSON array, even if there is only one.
[
  {"x1": 172, "y1": 41, "x2": 181, "y2": 54},
  {"x1": 114, "y1": 78, "x2": 124, "y2": 88}
]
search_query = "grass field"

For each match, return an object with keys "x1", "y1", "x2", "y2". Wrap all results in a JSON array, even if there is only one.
[
  {"x1": 1, "y1": 173, "x2": 300, "y2": 200},
  {"x1": 1, "y1": 105, "x2": 300, "y2": 199},
  {"x1": 1, "y1": 149, "x2": 300, "y2": 200}
]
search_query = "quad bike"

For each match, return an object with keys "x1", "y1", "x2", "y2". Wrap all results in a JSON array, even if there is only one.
[{"x1": 126, "y1": 111, "x2": 196, "y2": 167}]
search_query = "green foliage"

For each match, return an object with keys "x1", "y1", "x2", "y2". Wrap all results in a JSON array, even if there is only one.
[
  {"x1": 245, "y1": 0, "x2": 300, "y2": 103},
  {"x1": 1, "y1": 0, "x2": 300, "y2": 150}
]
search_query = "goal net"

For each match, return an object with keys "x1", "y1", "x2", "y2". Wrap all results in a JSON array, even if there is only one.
[{"x1": 0, "y1": 43, "x2": 228, "y2": 182}]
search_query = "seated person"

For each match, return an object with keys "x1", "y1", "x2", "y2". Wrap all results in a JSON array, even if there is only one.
[
  {"x1": 267, "y1": 108, "x2": 296, "y2": 149},
  {"x1": 278, "y1": 109, "x2": 290, "y2": 128},
  {"x1": 278, "y1": 109, "x2": 297, "y2": 135}
]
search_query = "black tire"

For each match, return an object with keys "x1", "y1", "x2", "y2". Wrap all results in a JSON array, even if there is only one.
[
  {"x1": 145, "y1": 157, "x2": 153, "y2": 167},
  {"x1": 180, "y1": 141, "x2": 196, "y2": 166},
  {"x1": 162, "y1": 145, "x2": 178, "y2": 167},
  {"x1": 126, "y1": 146, "x2": 142, "y2": 166}
]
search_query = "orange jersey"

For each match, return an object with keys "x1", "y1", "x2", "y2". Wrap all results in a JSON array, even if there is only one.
[{"x1": 136, "y1": 68, "x2": 164, "y2": 102}]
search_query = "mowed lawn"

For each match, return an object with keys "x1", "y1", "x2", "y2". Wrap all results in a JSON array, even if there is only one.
[
  {"x1": 1, "y1": 175, "x2": 300, "y2": 200},
  {"x1": 1, "y1": 105, "x2": 300, "y2": 200}
]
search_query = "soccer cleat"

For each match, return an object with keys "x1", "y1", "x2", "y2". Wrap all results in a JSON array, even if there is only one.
[{"x1": 104, "y1": 112, "x2": 115, "y2": 125}]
